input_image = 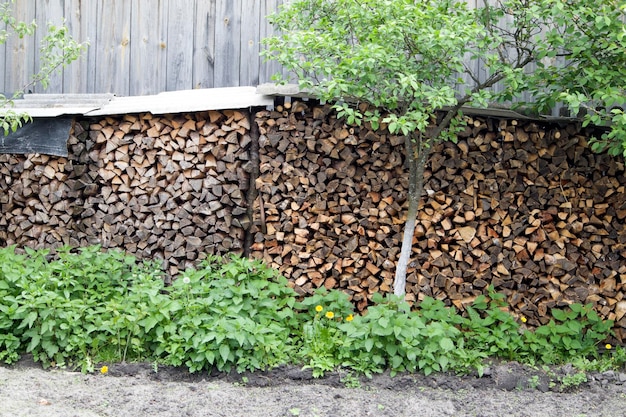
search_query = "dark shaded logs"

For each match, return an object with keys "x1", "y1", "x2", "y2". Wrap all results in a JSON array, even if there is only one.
[
  {"x1": 0, "y1": 110, "x2": 251, "y2": 280},
  {"x1": 251, "y1": 102, "x2": 626, "y2": 341}
]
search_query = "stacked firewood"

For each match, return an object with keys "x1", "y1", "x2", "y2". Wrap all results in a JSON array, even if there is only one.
[
  {"x1": 0, "y1": 110, "x2": 252, "y2": 278},
  {"x1": 1, "y1": 100, "x2": 625, "y2": 340},
  {"x1": 251, "y1": 102, "x2": 626, "y2": 341}
]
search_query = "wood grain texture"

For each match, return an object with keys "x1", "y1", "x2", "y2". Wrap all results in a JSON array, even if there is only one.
[
  {"x1": 95, "y1": 0, "x2": 132, "y2": 94},
  {"x1": 240, "y1": 0, "x2": 261, "y2": 86},
  {"x1": 258, "y1": 0, "x2": 285, "y2": 85},
  {"x1": 165, "y1": 0, "x2": 194, "y2": 92},
  {"x1": 3, "y1": 0, "x2": 36, "y2": 96},
  {"x1": 192, "y1": 0, "x2": 216, "y2": 89},
  {"x1": 2, "y1": 0, "x2": 286, "y2": 95},
  {"x1": 62, "y1": 0, "x2": 92, "y2": 93},
  {"x1": 129, "y1": 0, "x2": 168, "y2": 96},
  {"x1": 34, "y1": 0, "x2": 65, "y2": 93},
  {"x1": 214, "y1": 0, "x2": 242, "y2": 87}
]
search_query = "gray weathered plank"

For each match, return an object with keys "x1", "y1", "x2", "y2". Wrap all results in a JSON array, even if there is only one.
[
  {"x1": 34, "y1": 0, "x2": 65, "y2": 93},
  {"x1": 0, "y1": 0, "x2": 548, "y2": 103},
  {"x1": 165, "y1": 0, "x2": 194, "y2": 92},
  {"x1": 259, "y1": 0, "x2": 286, "y2": 84},
  {"x1": 78, "y1": 0, "x2": 99, "y2": 94},
  {"x1": 192, "y1": 0, "x2": 216, "y2": 89},
  {"x1": 95, "y1": 0, "x2": 132, "y2": 95},
  {"x1": 62, "y1": 0, "x2": 92, "y2": 93},
  {"x1": 214, "y1": 0, "x2": 242, "y2": 88},
  {"x1": 0, "y1": 11, "x2": 6, "y2": 95},
  {"x1": 240, "y1": 0, "x2": 261, "y2": 86},
  {"x1": 130, "y1": 0, "x2": 169, "y2": 96},
  {"x1": 4, "y1": 1, "x2": 36, "y2": 97}
]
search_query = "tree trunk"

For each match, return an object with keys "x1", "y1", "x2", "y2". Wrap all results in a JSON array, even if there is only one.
[
  {"x1": 394, "y1": 132, "x2": 430, "y2": 296},
  {"x1": 243, "y1": 114, "x2": 260, "y2": 257}
]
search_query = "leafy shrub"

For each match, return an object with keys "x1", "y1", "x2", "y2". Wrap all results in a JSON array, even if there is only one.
[
  {"x1": 0, "y1": 246, "x2": 168, "y2": 370},
  {"x1": 461, "y1": 292, "x2": 526, "y2": 361},
  {"x1": 0, "y1": 245, "x2": 620, "y2": 379},
  {"x1": 0, "y1": 246, "x2": 48, "y2": 363},
  {"x1": 155, "y1": 255, "x2": 298, "y2": 373},
  {"x1": 524, "y1": 303, "x2": 613, "y2": 364},
  {"x1": 295, "y1": 287, "x2": 355, "y2": 323},
  {"x1": 294, "y1": 288, "x2": 355, "y2": 377},
  {"x1": 338, "y1": 294, "x2": 483, "y2": 377}
]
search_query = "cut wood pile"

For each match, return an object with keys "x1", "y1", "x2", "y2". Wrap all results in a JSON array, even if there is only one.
[
  {"x1": 1, "y1": 101, "x2": 625, "y2": 340},
  {"x1": 0, "y1": 110, "x2": 252, "y2": 279},
  {"x1": 251, "y1": 102, "x2": 626, "y2": 341}
]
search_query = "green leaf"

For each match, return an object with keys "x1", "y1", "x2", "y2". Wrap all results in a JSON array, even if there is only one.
[
  {"x1": 391, "y1": 355, "x2": 403, "y2": 370},
  {"x1": 219, "y1": 344, "x2": 230, "y2": 364},
  {"x1": 26, "y1": 334, "x2": 41, "y2": 353},
  {"x1": 439, "y1": 337, "x2": 454, "y2": 352},
  {"x1": 139, "y1": 316, "x2": 159, "y2": 332},
  {"x1": 23, "y1": 311, "x2": 38, "y2": 329},
  {"x1": 438, "y1": 355, "x2": 449, "y2": 370},
  {"x1": 552, "y1": 309, "x2": 567, "y2": 322}
]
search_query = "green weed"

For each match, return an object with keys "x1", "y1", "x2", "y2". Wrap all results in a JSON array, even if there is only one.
[{"x1": 0, "y1": 245, "x2": 621, "y2": 381}]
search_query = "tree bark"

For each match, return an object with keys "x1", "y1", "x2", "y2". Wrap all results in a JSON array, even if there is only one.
[
  {"x1": 243, "y1": 113, "x2": 260, "y2": 257},
  {"x1": 394, "y1": 131, "x2": 430, "y2": 296}
]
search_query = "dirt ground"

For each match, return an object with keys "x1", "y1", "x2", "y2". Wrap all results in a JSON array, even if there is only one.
[{"x1": 1, "y1": 356, "x2": 625, "y2": 417}]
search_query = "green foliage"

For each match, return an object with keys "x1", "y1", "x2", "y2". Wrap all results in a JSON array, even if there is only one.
[
  {"x1": 338, "y1": 294, "x2": 481, "y2": 377},
  {"x1": 294, "y1": 288, "x2": 355, "y2": 377},
  {"x1": 0, "y1": 245, "x2": 621, "y2": 381},
  {"x1": 298, "y1": 290, "x2": 619, "y2": 378},
  {"x1": 462, "y1": 292, "x2": 527, "y2": 361},
  {"x1": 523, "y1": 0, "x2": 626, "y2": 156},
  {"x1": 0, "y1": 245, "x2": 166, "y2": 370},
  {"x1": 525, "y1": 303, "x2": 613, "y2": 364},
  {"x1": 263, "y1": 0, "x2": 481, "y2": 138},
  {"x1": 559, "y1": 371, "x2": 588, "y2": 391},
  {"x1": 263, "y1": 0, "x2": 626, "y2": 154},
  {"x1": 296, "y1": 287, "x2": 355, "y2": 323},
  {"x1": 0, "y1": 0, "x2": 87, "y2": 134},
  {"x1": 156, "y1": 255, "x2": 298, "y2": 373}
]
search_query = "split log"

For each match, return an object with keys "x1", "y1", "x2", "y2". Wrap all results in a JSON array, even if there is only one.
[
  {"x1": 0, "y1": 111, "x2": 250, "y2": 278},
  {"x1": 251, "y1": 103, "x2": 626, "y2": 341}
]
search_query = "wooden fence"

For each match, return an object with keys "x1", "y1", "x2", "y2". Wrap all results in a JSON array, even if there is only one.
[
  {"x1": 1, "y1": 0, "x2": 567, "y2": 113},
  {"x1": 0, "y1": 0, "x2": 286, "y2": 96}
]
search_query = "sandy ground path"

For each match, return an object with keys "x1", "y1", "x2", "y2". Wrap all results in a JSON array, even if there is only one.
[{"x1": 1, "y1": 360, "x2": 625, "y2": 417}]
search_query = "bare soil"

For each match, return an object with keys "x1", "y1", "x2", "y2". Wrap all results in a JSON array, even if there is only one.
[{"x1": 1, "y1": 356, "x2": 625, "y2": 417}]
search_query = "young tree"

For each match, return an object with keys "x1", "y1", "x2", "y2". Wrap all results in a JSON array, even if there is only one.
[
  {"x1": 1, "y1": 0, "x2": 86, "y2": 134},
  {"x1": 262, "y1": 0, "x2": 626, "y2": 295}
]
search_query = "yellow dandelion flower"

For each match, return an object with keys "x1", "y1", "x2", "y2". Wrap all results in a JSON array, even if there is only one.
[
  {"x1": 315, "y1": 305, "x2": 323, "y2": 313},
  {"x1": 100, "y1": 365, "x2": 108, "y2": 374},
  {"x1": 606, "y1": 344, "x2": 612, "y2": 350},
  {"x1": 520, "y1": 316, "x2": 527, "y2": 323},
  {"x1": 325, "y1": 311, "x2": 335, "y2": 319},
  {"x1": 346, "y1": 314, "x2": 354, "y2": 322}
]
